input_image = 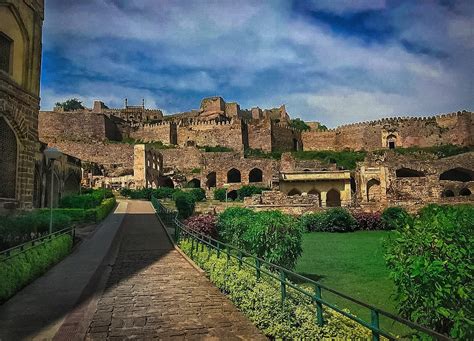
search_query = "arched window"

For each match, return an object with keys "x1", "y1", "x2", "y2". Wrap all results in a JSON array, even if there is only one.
[
  {"x1": 227, "y1": 168, "x2": 241, "y2": 183},
  {"x1": 308, "y1": 189, "x2": 322, "y2": 206},
  {"x1": 459, "y1": 188, "x2": 471, "y2": 196},
  {"x1": 367, "y1": 178, "x2": 381, "y2": 202},
  {"x1": 249, "y1": 168, "x2": 263, "y2": 183},
  {"x1": 441, "y1": 189, "x2": 455, "y2": 198},
  {"x1": 206, "y1": 172, "x2": 216, "y2": 189},
  {"x1": 64, "y1": 173, "x2": 80, "y2": 195},
  {"x1": 187, "y1": 178, "x2": 201, "y2": 188},
  {"x1": 0, "y1": 32, "x2": 13, "y2": 74},
  {"x1": 439, "y1": 168, "x2": 474, "y2": 182},
  {"x1": 396, "y1": 168, "x2": 425, "y2": 178},
  {"x1": 287, "y1": 188, "x2": 301, "y2": 196},
  {"x1": 326, "y1": 189, "x2": 341, "y2": 207},
  {"x1": 0, "y1": 117, "x2": 17, "y2": 198},
  {"x1": 387, "y1": 134, "x2": 397, "y2": 149},
  {"x1": 227, "y1": 190, "x2": 238, "y2": 201}
]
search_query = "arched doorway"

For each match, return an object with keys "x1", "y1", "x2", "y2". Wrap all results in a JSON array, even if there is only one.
[
  {"x1": 396, "y1": 168, "x2": 425, "y2": 177},
  {"x1": 227, "y1": 190, "x2": 238, "y2": 201},
  {"x1": 64, "y1": 173, "x2": 80, "y2": 196},
  {"x1": 326, "y1": 189, "x2": 341, "y2": 207},
  {"x1": 0, "y1": 117, "x2": 17, "y2": 198},
  {"x1": 206, "y1": 172, "x2": 216, "y2": 189},
  {"x1": 308, "y1": 189, "x2": 322, "y2": 206},
  {"x1": 387, "y1": 134, "x2": 397, "y2": 149},
  {"x1": 187, "y1": 178, "x2": 201, "y2": 188},
  {"x1": 158, "y1": 176, "x2": 174, "y2": 188},
  {"x1": 439, "y1": 168, "x2": 474, "y2": 182},
  {"x1": 227, "y1": 168, "x2": 241, "y2": 183},
  {"x1": 293, "y1": 138, "x2": 299, "y2": 151},
  {"x1": 366, "y1": 178, "x2": 381, "y2": 202},
  {"x1": 249, "y1": 168, "x2": 263, "y2": 183},
  {"x1": 459, "y1": 188, "x2": 471, "y2": 196},
  {"x1": 287, "y1": 188, "x2": 301, "y2": 196},
  {"x1": 441, "y1": 189, "x2": 455, "y2": 198}
]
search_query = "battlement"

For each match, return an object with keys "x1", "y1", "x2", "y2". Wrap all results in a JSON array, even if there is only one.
[{"x1": 178, "y1": 118, "x2": 239, "y2": 127}]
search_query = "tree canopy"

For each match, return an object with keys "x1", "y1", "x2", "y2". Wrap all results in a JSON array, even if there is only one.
[
  {"x1": 289, "y1": 118, "x2": 311, "y2": 131},
  {"x1": 55, "y1": 98, "x2": 85, "y2": 111}
]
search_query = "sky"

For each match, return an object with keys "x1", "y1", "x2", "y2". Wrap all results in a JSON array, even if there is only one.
[{"x1": 40, "y1": 0, "x2": 473, "y2": 127}]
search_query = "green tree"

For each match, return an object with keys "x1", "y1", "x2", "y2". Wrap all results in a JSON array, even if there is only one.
[
  {"x1": 289, "y1": 118, "x2": 311, "y2": 131},
  {"x1": 55, "y1": 98, "x2": 85, "y2": 111},
  {"x1": 318, "y1": 124, "x2": 328, "y2": 131}
]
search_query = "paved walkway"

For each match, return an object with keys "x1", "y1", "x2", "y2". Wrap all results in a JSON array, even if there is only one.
[
  {"x1": 84, "y1": 200, "x2": 265, "y2": 340},
  {"x1": 0, "y1": 201, "x2": 128, "y2": 340}
]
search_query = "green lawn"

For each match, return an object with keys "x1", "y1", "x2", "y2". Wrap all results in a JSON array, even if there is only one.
[{"x1": 295, "y1": 231, "x2": 408, "y2": 335}]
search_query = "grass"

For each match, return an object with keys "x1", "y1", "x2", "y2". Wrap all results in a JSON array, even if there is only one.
[{"x1": 295, "y1": 231, "x2": 413, "y2": 336}]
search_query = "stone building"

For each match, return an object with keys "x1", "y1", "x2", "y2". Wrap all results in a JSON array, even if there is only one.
[{"x1": 0, "y1": 0, "x2": 44, "y2": 210}]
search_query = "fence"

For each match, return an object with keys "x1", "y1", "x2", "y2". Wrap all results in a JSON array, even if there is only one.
[
  {"x1": 0, "y1": 226, "x2": 75, "y2": 261},
  {"x1": 151, "y1": 196, "x2": 452, "y2": 341}
]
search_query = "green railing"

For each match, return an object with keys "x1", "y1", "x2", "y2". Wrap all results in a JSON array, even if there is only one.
[
  {"x1": 151, "y1": 197, "x2": 452, "y2": 341},
  {"x1": 0, "y1": 226, "x2": 75, "y2": 261}
]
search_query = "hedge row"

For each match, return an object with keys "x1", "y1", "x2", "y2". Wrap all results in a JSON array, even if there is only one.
[
  {"x1": 179, "y1": 239, "x2": 371, "y2": 340},
  {"x1": 0, "y1": 234, "x2": 73, "y2": 303},
  {"x1": 299, "y1": 206, "x2": 411, "y2": 232}
]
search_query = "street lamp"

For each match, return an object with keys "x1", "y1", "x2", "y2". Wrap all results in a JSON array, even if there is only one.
[{"x1": 44, "y1": 147, "x2": 62, "y2": 234}]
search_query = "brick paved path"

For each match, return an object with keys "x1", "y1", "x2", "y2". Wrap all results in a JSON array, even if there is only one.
[{"x1": 85, "y1": 200, "x2": 265, "y2": 340}]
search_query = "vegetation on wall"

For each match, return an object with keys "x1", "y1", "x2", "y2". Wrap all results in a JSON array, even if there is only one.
[
  {"x1": 292, "y1": 150, "x2": 367, "y2": 170},
  {"x1": 385, "y1": 204, "x2": 474, "y2": 339},
  {"x1": 289, "y1": 118, "x2": 311, "y2": 131},
  {"x1": 374, "y1": 144, "x2": 474, "y2": 159},
  {"x1": 55, "y1": 98, "x2": 85, "y2": 111}
]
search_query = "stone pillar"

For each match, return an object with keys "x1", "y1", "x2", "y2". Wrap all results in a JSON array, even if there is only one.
[{"x1": 320, "y1": 191, "x2": 327, "y2": 207}]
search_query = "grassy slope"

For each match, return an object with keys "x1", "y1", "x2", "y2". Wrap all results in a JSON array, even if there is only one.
[{"x1": 296, "y1": 231, "x2": 398, "y2": 324}]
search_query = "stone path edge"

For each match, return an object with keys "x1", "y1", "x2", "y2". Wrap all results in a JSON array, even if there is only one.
[{"x1": 53, "y1": 201, "x2": 128, "y2": 341}]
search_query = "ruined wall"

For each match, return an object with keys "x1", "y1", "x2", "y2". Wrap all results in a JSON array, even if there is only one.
[
  {"x1": 160, "y1": 147, "x2": 203, "y2": 172},
  {"x1": 303, "y1": 111, "x2": 473, "y2": 151},
  {"x1": 271, "y1": 122, "x2": 302, "y2": 151},
  {"x1": 129, "y1": 122, "x2": 176, "y2": 144},
  {"x1": 39, "y1": 111, "x2": 121, "y2": 142},
  {"x1": 247, "y1": 118, "x2": 272, "y2": 152},
  {"x1": 177, "y1": 120, "x2": 244, "y2": 150}
]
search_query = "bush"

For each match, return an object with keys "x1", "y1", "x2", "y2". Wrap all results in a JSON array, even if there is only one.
[
  {"x1": 174, "y1": 192, "x2": 195, "y2": 219},
  {"x1": 352, "y1": 212, "x2": 383, "y2": 230},
  {"x1": 237, "y1": 185, "x2": 267, "y2": 200},
  {"x1": 184, "y1": 214, "x2": 218, "y2": 238},
  {"x1": 179, "y1": 239, "x2": 371, "y2": 340},
  {"x1": 385, "y1": 204, "x2": 474, "y2": 339},
  {"x1": 381, "y1": 207, "x2": 412, "y2": 230},
  {"x1": 189, "y1": 188, "x2": 206, "y2": 202},
  {"x1": 152, "y1": 187, "x2": 176, "y2": 199},
  {"x1": 94, "y1": 197, "x2": 117, "y2": 222},
  {"x1": 217, "y1": 208, "x2": 303, "y2": 269},
  {"x1": 213, "y1": 188, "x2": 227, "y2": 201},
  {"x1": 59, "y1": 189, "x2": 113, "y2": 209},
  {"x1": 0, "y1": 234, "x2": 73, "y2": 303},
  {"x1": 299, "y1": 208, "x2": 357, "y2": 232}
]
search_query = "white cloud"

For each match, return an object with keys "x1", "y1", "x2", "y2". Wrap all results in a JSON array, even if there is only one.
[{"x1": 305, "y1": 0, "x2": 387, "y2": 14}]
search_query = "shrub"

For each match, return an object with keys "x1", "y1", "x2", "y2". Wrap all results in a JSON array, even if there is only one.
[
  {"x1": 184, "y1": 214, "x2": 218, "y2": 238},
  {"x1": 352, "y1": 212, "x2": 383, "y2": 230},
  {"x1": 213, "y1": 188, "x2": 227, "y2": 201},
  {"x1": 298, "y1": 208, "x2": 356, "y2": 232},
  {"x1": 237, "y1": 185, "x2": 267, "y2": 200},
  {"x1": 120, "y1": 188, "x2": 132, "y2": 197},
  {"x1": 179, "y1": 239, "x2": 371, "y2": 340},
  {"x1": 152, "y1": 187, "x2": 176, "y2": 199},
  {"x1": 381, "y1": 207, "x2": 412, "y2": 230},
  {"x1": 189, "y1": 188, "x2": 206, "y2": 202},
  {"x1": 385, "y1": 204, "x2": 474, "y2": 339},
  {"x1": 218, "y1": 208, "x2": 303, "y2": 269},
  {"x1": 174, "y1": 192, "x2": 195, "y2": 219},
  {"x1": 59, "y1": 189, "x2": 113, "y2": 209},
  {"x1": 0, "y1": 234, "x2": 73, "y2": 303},
  {"x1": 191, "y1": 168, "x2": 201, "y2": 174},
  {"x1": 94, "y1": 197, "x2": 117, "y2": 222}
]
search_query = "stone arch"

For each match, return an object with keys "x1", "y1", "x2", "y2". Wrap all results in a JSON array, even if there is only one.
[
  {"x1": 439, "y1": 168, "x2": 474, "y2": 182},
  {"x1": 249, "y1": 168, "x2": 263, "y2": 183},
  {"x1": 366, "y1": 178, "x2": 381, "y2": 202},
  {"x1": 187, "y1": 178, "x2": 201, "y2": 188},
  {"x1": 396, "y1": 168, "x2": 425, "y2": 178},
  {"x1": 387, "y1": 134, "x2": 397, "y2": 149},
  {"x1": 459, "y1": 188, "x2": 471, "y2": 196},
  {"x1": 287, "y1": 188, "x2": 301, "y2": 196},
  {"x1": 158, "y1": 176, "x2": 174, "y2": 188},
  {"x1": 227, "y1": 168, "x2": 241, "y2": 183},
  {"x1": 326, "y1": 189, "x2": 341, "y2": 207},
  {"x1": 0, "y1": 116, "x2": 18, "y2": 199},
  {"x1": 64, "y1": 172, "x2": 80, "y2": 196},
  {"x1": 308, "y1": 188, "x2": 322, "y2": 206},
  {"x1": 206, "y1": 172, "x2": 216, "y2": 189},
  {"x1": 441, "y1": 189, "x2": 455, "y2": 197},
  {"x1": 227, "y1": 190, "x2": 238, "y2": 201}
]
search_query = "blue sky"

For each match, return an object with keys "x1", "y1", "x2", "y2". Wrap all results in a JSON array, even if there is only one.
[{"x1": 41, "y1": 0, "x2": 473, "y2": 127}]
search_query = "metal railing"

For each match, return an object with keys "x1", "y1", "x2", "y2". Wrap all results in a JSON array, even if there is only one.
[
  {"x1": 0, "y1": 226, "x2": 75, "y2": 261},
  {"x1": 151, "y1": 197, "x2": 452, "y2": 341}
]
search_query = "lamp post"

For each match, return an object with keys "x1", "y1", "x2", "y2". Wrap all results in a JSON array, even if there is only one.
[
  {"x1": 44, "y1": 147, "x2": 62, "y2": 234},
  {"x1": 223, "y1": 184, "x2": 230, "y2": 203}
]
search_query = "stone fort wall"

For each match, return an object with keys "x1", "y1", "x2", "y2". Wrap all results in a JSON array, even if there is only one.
[{"x1": 302, "y1": 111, "x2": 473, "y2": 151}]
